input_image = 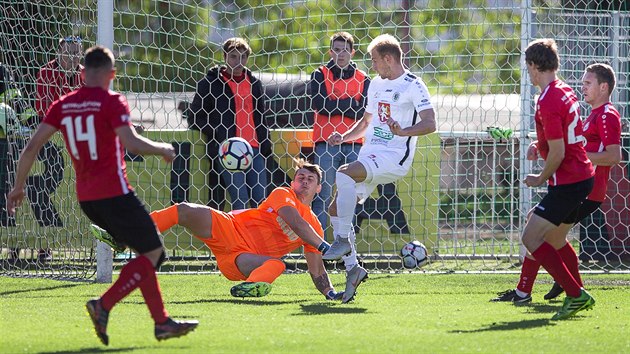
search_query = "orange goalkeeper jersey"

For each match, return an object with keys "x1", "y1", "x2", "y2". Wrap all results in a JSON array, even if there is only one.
[{"x1": 231, "y1": 187, "x2": 323, "y2": 257}]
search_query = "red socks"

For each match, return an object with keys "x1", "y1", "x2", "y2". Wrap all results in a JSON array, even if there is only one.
[
  {"x1": 139, "y1": 265, "x2": 169, "y2": 324},
  {"x1": 557, "y1": 243, "x2": 583, "y2": 287},
  {"x1": 532, "y1": 242, "x2": 581, "y2": 297},
  {"x1": 516, "y1": 256, "x2": 540, "y2": 294},
  {"x1": 100, "y1": 255, "x2": 169, "y2": 324}
]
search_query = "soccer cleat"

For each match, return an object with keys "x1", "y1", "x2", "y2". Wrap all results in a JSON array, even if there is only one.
[
  {"x1": 551, "y1": 289, "x2": 595, "y2": 321},
  {"x1": 155, "y1": 317, "x2": 199, "y2": 341},
  {"x1": 321, "y1": 237, "x2": 352, "y2": 261},
  {"x1": 342, "y1": 265, "x2": 368, "y2": 303},
  {"x1": 90, "y1": 224, "x2": 126, "y2": 253},
  {"x1": 86, "y1": 299, "x2": 110, "y2": 346},
  {"x1": 490, "y1": 289, "x2": 532, "y2": 303},
  {"x1": 230, "y1": 281, "x2": 272, "y2": 298},
  {"x1": 544, "y1": 282, "x2": 564, "y2": 300}
]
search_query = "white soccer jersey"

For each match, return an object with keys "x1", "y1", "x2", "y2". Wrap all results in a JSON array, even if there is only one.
[{"x1": 363, "y1": 70, "x2": 433, "y2": 166}]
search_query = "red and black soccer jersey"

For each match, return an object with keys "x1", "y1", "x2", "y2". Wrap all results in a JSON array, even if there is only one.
[
  {"x1": 583, "y1": 102, "x2": 622, "y2": 202},
  {"x1": 43, "y1": 86, "x2": 134, "y2": 201},
  {"x1": 535, "y1": 79, "x2": 594, "y2": 186}
]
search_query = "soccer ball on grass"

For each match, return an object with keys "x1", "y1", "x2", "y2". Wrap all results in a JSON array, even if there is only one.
[
  {"x1": 400, "y1": 240, "x2": 429, "y2": 269},
  {"x1": 219, "y1": 137, "x2": 254, "y2": 172}
]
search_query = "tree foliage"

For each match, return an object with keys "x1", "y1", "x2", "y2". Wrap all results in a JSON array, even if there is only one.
[{"x1": 7, "y1": 0, "x2": 622, "y2": 95}]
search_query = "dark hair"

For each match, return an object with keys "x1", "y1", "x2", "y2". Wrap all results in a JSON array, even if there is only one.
[
  {"x1": 586, "y1": 63, "x2": 616, "y2": 95},
  {"x1": 330, "y1": 31, "x2": 354, "y2": 50},
  {"x1": 294, "y1": 158, "x2": 322, "y2": 185},
  {"x1": 222, "y1": 37, "x2": 252, "y2": 56},
  {"x1": 525, "y1": 38, "x2": 559, "y2": 72},
  {"x1": 84, "y1": 46, "x2": 115, "y2": 70}
]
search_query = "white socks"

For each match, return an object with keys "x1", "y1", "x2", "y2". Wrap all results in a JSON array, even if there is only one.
[
  {"x1": 341, "y1": 230, "x2": 358, "y2": 271},
  {"x1": 332, "y1": 172, "x2": 358, "y2": 272},
  {"x1": 334, "y1": 172, "x2": 356, "y2": 238},
  {"x1": 330, "y1": 216, "x2": 340, "y2": 239}
]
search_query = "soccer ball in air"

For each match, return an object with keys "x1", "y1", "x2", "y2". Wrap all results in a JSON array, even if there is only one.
[
  {"x1": 219, "y1": 137, "x2": 254, "y2": 171},
  {"x1": 400, "y1": 240, "x2": 429, "y2": 269}
]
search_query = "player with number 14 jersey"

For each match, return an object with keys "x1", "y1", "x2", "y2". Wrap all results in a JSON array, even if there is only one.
[{"x1": 43, "y1": 87, "x2": 134, "y2": 201}]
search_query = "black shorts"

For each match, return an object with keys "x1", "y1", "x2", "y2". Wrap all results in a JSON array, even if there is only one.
[
  {"x1": 80, "y1": 192, "x2": 163, "y2": 254},
  {"x1": 533, "y1": 177, "x2": 594, "y2": 226},
  {"x1": 577, "y1": 199, "x2": 602, "y2": 225}
]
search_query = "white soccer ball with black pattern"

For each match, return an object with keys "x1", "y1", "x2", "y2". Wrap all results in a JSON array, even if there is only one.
[
  {"x1": 219, "y1": 137, "x2": 254, "y2": 172},
  {"x1": 400, "y1": 240, "x2": 429, "y2": 269}
]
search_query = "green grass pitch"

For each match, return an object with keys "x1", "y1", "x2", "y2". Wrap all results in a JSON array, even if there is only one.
[{"x1": 1, "y1": 273, "x2": 629, "y2": 353}]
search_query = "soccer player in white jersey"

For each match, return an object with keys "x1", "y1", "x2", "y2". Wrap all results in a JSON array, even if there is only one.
[{"x1": 323, "y1": 34, "x2": 436, "y2": 302}]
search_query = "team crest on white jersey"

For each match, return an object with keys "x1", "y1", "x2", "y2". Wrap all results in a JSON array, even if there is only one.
[{"x1": 378, "y1": 102, "x2": 391, "y2": 122}]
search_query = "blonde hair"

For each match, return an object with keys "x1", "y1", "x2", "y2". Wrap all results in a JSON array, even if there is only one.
[{"x1": 367, "y1": 34, "x2": 402, "y2": 62}]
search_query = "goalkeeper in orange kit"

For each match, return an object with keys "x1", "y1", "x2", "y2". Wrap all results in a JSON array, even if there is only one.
[{"x1": 94, "y1": 159, "x2": 352, "y2": 301}]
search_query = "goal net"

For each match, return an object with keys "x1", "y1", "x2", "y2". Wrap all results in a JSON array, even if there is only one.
[{"x1": 1, "y1": 0, "x2": 628, "y2": 280}]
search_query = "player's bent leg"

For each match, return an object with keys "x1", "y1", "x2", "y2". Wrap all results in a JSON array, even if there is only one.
[
  {"x1": 175, "y1": 203, "x2": 213, "y2": 239},
  {"x1": 244, "y1": 258, "x2": 286, "y2": 284},
  {"x1": 521, "y1": 215, "x2": 557, "y2": 253},
  {"x1": 228, "y1": 254, "x2": 280, "y2": 298}
]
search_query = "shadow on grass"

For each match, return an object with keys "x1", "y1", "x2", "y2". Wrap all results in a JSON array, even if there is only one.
[
  {"x1": 293, "y1": 302, "x2": 369, "y2": 316},
  {"x1": 449, "y1": 318, "x2": 554, "y2": 333},
  {"x1": 519, "y1": 302, "x2": 560, "y2": 314},
  {"x1": 167, "y1": 298, "x2": 308, "y2": 306},
  {"x1": 38, "y1": 346, "x2": 149, "y2": 354},
  {"x1": 0, "y1": 283, "x2": 82, "y2": 296}
]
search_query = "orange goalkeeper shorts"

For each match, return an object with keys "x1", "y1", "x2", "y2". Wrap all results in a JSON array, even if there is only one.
[{"x1": 194, "y1": 209, "x2": 253, "y2": 281}]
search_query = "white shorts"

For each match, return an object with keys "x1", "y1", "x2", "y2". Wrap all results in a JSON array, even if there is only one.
[{"x1": 355, "y1": 150, "x2": 410, "y2": 203}]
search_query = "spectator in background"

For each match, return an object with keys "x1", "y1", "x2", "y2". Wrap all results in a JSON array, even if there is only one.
[
  {"x1": 30, "y1": 35, "x2": 85, "y2": 261},
  {"x1": 308, "y1": 32, "x2": 370, "y2": 235},
  {"x1": 36, "y1": 36, "x2": 84, "y2": 121},
  {"x1": 187, "y1": 37, "x2": 271, "y2": 210}
]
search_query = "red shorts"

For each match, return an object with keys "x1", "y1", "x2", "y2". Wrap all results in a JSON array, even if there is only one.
[{"x1": 195, "y1": 209, "x2": 253, "y2": 281}]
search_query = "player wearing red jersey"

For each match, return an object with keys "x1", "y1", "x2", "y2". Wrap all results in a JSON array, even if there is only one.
[
  {"x1": 143, "y1": 159, "x2": 345, "y2": 301},
  {"x1": 492, "y1": 63, "x2": 621, "y2": 303},
  {"x1": 501, "y1": 39, "x2": 595, "y2": 320},
  {"x1": 6, "y1": 46, "x2": 198, "y2": 345}
]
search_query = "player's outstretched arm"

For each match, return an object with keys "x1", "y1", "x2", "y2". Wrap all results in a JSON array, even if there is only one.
[
  {"x1": 7, "y1": 123, "x2": 57, "y2": 215},
  {"x1": 304, "y1": 252, "x2": 342, "y2": 299},
  {"x1": 115, "y1": 125, "x2": 175, "y2": 162}
]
